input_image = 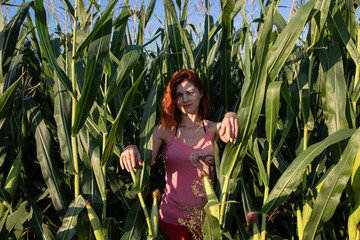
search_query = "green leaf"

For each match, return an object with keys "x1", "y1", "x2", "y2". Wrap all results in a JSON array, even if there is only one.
[
  {"x1": 271, "y1": 107, "x2": 294, "y2": 167},
  {"x1": 55, "y1": 195, "x2": 86, "y2": 240},
  {"x1": 73, "y1": 0, "x2": 119, "y2": 59},
  {"x1": 89, "y1": 134, "x2": 106, "y2": 200},
  {"x1": 108, "y1": 167, "x2": 131, "y2": 209},
  {"x1": 262, "y1": 128, "x2": 356, "y2": 213},
  {"x1": 267, "y1": 0, "x2": 316, "y2": 82},
  {"x1": 86, "y1": 200, "x2": 108, "y2": 240},
  {"x1": 203, "y1": 205, "x2": 222, "y2": 240},
  {"x1": 330, "y1": 3, "x2": 360, "y2": 65},
  {"x1": 208, "y1": 0, "x2": 245, "y2": 41},
  {"x1": 1, "y1": 1, "x2": 32, "y2": 75},
  {"x1": 72, "y1": 15, "x2": 112, "y2": 135},
  {"x1": 53, "y1": 57, "x2": 75, "y2": 173},
  {"x1": 252, "y1": 138, "x2": 267, "y2": 187},
  {"x1": 303, "y1": 128, "x2": 360, "y2": 240},
  {"x1": 24, "y1": 96, "x2": 66, "y2": 218},
  {"x1": 3, "y1": 150, "x2": 22, "y2": 200},
  {"x1": 0, "y1": 74, "x2": 21, "y2": 120},
  {"x1": 28, "y1": 199, "x2": 55, "y2": 240},
  {"x1": 163, "y1": 0, "x2": 183, "y2": 67},
  {"x1": 0, "y1": 201, "x2": 27, "y2": 239},
  {"x1": 145, "y1": 0, "x2": 156, "y2": 26},
  {"x1": 101, "y1": 69, "x2": 145, "y2": 166},
  {"x1": 348, "y1": 149, "x2": 360, "y2": 240},
  {"x1": 136, "y1": 79, "x2": 159, "y2": 191},
  {"x1": 220, "y1": 3, "x2": 273, "y2": 179},
  {"x1": 319, "y1": 41, "x2": 349, "y2": 135},
  {"x1": 265, "y1": 81, "x2": 282, "y2": 145},
  {"x1": 59, "y1": 0, "x2": 74, "y2": 19},
  {"x1": 121, "y1": 201, "x2": 145, "y2": 240},
  {"x1": 220, "y1": 0, "x2": 234, "y2": 110},
  {"x1": 106, "y1": 45, "x2": 142, "y2": 104},
  {"x1": 177, "y1": 21, "x2": 194, "y2": 69},
  {"x1": 34, "y1": 0, "x2": 72, "y2": 93}
]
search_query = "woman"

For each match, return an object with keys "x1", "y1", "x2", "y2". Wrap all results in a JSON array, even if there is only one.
[{"x1": 120, "y1": 69, "x2": 238, "y2": 239}]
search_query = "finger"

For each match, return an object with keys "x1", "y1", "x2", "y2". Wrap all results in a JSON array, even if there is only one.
[
  {"x1": 225, "y1": 118, "x2": 232, "y2": 141},
  {"x1": 230, "y1": 117, "x2": 236, "y2": 140},
  {"x1": 129, "y1": 150, "x2": 136, "y2": 168},
  {"x1": 120, "y1": 155, "x2": 125, "y2": 170},
  {"x1": 123, "y1": 156, "x2": 131, "y2": 172},
  {"x1": 136, "y1": 152, "x2": 142, "y2": 166},
  {"x1": 219, "y1": 122, "x2": 225, "y2": 137},
  {"x1": 234, "y1": 118, "x2": 238, "y2": 139}
]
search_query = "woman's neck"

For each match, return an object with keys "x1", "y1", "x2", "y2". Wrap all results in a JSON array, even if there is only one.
[{"x1": 179, "y1": 113, "x2": 203, "y2": 128}]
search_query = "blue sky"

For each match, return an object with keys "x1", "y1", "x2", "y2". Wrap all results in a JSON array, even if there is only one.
[{"x1": 1, "y1": 0, "x2": 294, "y2": 45}]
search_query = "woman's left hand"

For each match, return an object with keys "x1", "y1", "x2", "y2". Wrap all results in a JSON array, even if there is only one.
[{"x1": 219, "y1": 112, "x2": 239, "y2": 142}]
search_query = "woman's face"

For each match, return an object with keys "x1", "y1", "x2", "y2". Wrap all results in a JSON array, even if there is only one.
[{"x1": 175, "y1": 80, "x2": 203, "y2": 116}]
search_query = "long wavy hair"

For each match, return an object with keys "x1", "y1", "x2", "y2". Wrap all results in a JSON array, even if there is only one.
[{"x1": 160, "y1": 69, "x2": 211, "y2": 128}]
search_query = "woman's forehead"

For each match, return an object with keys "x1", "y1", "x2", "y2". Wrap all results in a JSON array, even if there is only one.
[{"x1": 175, "y1": 80, "x2": 198, "y2": 92}]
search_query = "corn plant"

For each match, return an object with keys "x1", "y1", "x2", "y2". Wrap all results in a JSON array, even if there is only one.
[{"x1": 1, "y1": 0, "x2": 360, "y2": 239}]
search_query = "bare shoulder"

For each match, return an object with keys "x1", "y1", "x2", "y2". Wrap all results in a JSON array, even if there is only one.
[
  {"x1": 206, "y1": 120, "x2": 221, "y2": 142},
  {"x1": 154, "y1": 124, "x2": 172, "y2": 145}
]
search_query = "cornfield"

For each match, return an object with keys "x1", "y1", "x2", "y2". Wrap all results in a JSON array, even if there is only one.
[{"x1": 1, "y1": 0, "x2": 360, "y2": 239}]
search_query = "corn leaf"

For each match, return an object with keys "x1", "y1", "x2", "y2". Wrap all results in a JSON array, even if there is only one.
[
  {"x1": 176, "y1": 20, "x2": 194, "y2": 69},
  {"x1": 0, "y1": 75, "x2": 21, "y2": 120},
  {"x1": 86, "y1": 201, "x2": 108, "y2": 240},
  {"x1": 121, "y1": 201, "x2": 144, "y2": 240},
  {"x1": 252, "y1": 138, "x2": 267, "y2": 187},
  {"x1": 3, "y1": 150, "x2": 22, "y2": 200},
  {"x1": 105, "y1": 45, "x2": 142, "y2": 104},
  {"x1": 203, "y1": 206, "x2": 222, "y2": 240},
  {"x1": 220, "y1": 3, "x2": 273, "y2": 179},
  {"x1": 220, "y1": 0, "x2": 234, "y2": 110},
  {"x1": 89, "y1": 133, "x2": 106, "y2": 200},
  {"x1": 108, "y1": 167, "x2": 131, "y2": 209},
  {"x1": 54, "y1": 57, "x2": 75, "y2": 173},
  {"x1": 262, "y1": 128, "x2": 356, "y2": 213},
  {"x1": 34, "y1": 0, "x2": 72, "y2": 93},
  {"x1": 267, "y1": 0, "x2": 315, "y2": 82},
  {"x1": 101, "y1": 69, "x2": 145, "y2": 166},
  {"x1": 319, "y1": 41, "x2": 349, "y2": 134},
  {"x1": 330, "y1": 3, "x2": 360, "y2": 65},
  {"x1": 265, "y1": 81, "x2": 282, "y2": 145},
  {"x1": 28, "y1": 199, "x2": 55, "y2": 240},
  {"x1": 72, "y1": 15, "x2": 112, "y2": 134},
  {"x1": 73, "y1": 0, "x2": 119, "y2": 59},
  {"x1": 58, "y1": 0, "x2": 74, "y2": 19},
  {"x1": 163, "y1": 0, "x2": 183, "y2": 67},
  {"x1": 136, "y1": 79, "x2": 158, "y2": 191},
  {"x1": 24, "y1": 96, "x2": 66, "y2": 218},
  {"x1": 348, "y1": 149, "x2": 360, "y2": 240},
  {"x1": 1, "y1": 1, "x2": 31, "y2": 75},
  {"x1": 56, "y1": 195, "x2": 86, "y2": 240},
  {"x1": 208, "y1": 0, "x2": 245, "y2": 40},
  {"x1": 303, "y1": 128, "x2": 360, "y2": 240},
  {"x1": 0, "y1": 201, "x2": 27, "y2": 239}
]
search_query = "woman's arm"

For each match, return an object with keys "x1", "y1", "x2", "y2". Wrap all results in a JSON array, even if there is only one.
[
  {"x1": 216, "y1": 112, "x2": 239, "y2": 143},
  {"x1": 119, "y1": 125, "x2": 164, "y2": 172}
]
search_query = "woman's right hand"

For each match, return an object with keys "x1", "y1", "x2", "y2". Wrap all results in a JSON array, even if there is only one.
[{"x1": 119, "y1": 145, "x2": 142, "y2": 172}]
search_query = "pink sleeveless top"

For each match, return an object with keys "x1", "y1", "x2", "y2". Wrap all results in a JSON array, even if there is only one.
[{"x1": 158, "y1": 122, "x2": 215, "y2": 226}]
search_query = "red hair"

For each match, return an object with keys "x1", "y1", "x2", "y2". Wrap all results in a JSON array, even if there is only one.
[{"x1": 160, "y1": 69, "x2": 211, "y2": 128}]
